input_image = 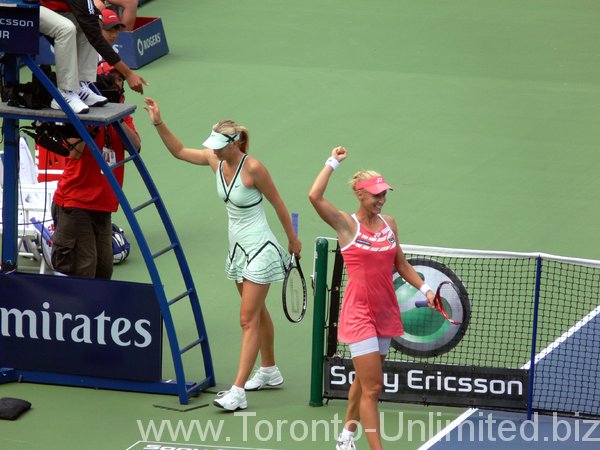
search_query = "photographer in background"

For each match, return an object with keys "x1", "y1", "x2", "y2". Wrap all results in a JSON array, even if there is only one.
[
  {"x1": 50, "y1": 57, "x2": 140, "y2": 278},
  {"x1": 98, "y1": 7, "x2": 125, "y2": 49}
]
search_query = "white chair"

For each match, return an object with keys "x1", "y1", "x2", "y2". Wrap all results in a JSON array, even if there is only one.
[
  {"x1": 0, "y1": 136, "x2": 59, "y2": 273},
  {"x1": 30, "y1": 215, "x2": 62, "y2": 275}
]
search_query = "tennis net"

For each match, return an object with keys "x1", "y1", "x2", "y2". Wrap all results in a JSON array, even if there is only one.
[{"x1": 311, "y1": 239, "x2": 600, "y2": 417}]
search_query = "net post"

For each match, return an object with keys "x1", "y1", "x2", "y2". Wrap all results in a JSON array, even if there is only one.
[
  {"x1": 310, "y1": 238, "x2": 329, "y2": 406},
  {"x1": 327, "y1": 244, "x2": 343, "y2": 356},
  {"x1": 527, "y1": 255, "x2": 543, "y2": 420}
]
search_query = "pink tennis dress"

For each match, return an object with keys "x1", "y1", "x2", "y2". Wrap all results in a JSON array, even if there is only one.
[{"x1": 338, "y1": 214, "x2": 404, "y2": 344}]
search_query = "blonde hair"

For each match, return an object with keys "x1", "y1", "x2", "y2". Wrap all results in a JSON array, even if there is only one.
[
  {"x1": 349, "y1": 170, "x2": 382, "y2": 191},
  {"x1": 213, "y1": 119, "x2": 250, "y2": 153}
]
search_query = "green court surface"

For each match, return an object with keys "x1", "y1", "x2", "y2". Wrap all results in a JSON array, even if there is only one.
[{"x1": 2, "y1": 1, "x2": 600, "y2": 449}]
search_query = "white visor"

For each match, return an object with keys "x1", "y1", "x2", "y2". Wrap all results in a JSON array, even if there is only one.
[{"x1": 202, "y1": 130, "x2": 239, "y2": 150}]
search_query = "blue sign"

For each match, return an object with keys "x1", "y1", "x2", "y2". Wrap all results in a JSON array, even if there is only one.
[
  {"x1": 0, "y1": 272, "x2": 162, "y2": 382},
  {"x1": 0, "y1": 1, "x2": 40, "y2": 55},
  {"x1": 115, "y1": 17, "x2": 169, "y2": 69}
]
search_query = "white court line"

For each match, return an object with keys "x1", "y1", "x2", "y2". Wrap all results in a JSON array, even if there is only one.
[
  {"x1": 417, "y1": 408, "x2": 479, "y2": 450},
  {"x1": 523, "y1": 303, "x2": 600, "y2": 368},
  {"x1": 418, "y1": 304, "x2": 600, "y2": 449}
]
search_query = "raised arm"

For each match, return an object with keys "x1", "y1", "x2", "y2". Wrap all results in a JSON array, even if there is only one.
[
  {"x1": 308, "y1": 146, "x2": 354, "y2": 243},
  {"x1": 248, "y1": 158, "x2": 302, "y2": 257},
  {"x1": 143, "y1": 97, "x2": 217, "y2": 169}
]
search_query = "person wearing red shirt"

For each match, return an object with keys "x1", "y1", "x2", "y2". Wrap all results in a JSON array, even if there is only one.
[{"x1": 50, "y1": 62, "x2": 140, "y2": 278}]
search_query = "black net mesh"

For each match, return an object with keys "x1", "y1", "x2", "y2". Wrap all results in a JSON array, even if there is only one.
[{"x1": 324, "y1": 244, "x2": 599, "y2": 417}]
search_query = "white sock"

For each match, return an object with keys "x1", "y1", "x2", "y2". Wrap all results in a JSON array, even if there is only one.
[
  {"x1": 341, "y1": 428, "x2": 355, "y2": 438},
  {"x1": 230, "y1": 385, "x2": 245, "y2": 394},
  {"x1": 261, "y1": 365, "x2": 277, "y2": 373}
]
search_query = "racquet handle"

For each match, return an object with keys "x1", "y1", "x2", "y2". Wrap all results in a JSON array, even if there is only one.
[
  {"x1": 415, "y1": 300, "x2": 429, "y2": 307},
  {"x1": 292, "y1": 212, "x2": 299, "y2": 235}
]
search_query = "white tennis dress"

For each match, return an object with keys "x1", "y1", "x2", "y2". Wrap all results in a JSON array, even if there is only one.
[{"x1": 216, "y1": 155, "x2": 289, "y2": 284}]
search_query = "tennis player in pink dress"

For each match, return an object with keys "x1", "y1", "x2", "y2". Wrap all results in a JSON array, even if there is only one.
[
  {"x1": 309, "y1": 146, "x2": 435, "y2": 450},
  {"x1": 338, "y1": 212, "x2": 404, "y2": 345}
]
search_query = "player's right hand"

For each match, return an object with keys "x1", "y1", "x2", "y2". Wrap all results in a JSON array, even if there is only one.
[{"x1": 331, "y1": 146, "x2": 348, "y2": 162}]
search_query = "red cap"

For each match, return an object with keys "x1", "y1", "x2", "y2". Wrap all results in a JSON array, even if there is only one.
[
  {"x1": 355, "y1": 176, "x2": 393, "y2": 195},
  {"x1": 101, "y1": 9, "x2": 125, "y2": 30}
]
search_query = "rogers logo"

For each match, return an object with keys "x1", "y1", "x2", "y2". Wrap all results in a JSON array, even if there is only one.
[{"x1": 137, "y1": 33, "x2": 162, "y2": 56}]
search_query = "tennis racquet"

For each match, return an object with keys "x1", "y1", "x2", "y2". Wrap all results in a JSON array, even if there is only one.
[
  {"x1": 282, "y1": 212, "x2": 307, "y2": 323},
  {"x1": 415, "y1": 281, "x2": 462, "y2": 325}
]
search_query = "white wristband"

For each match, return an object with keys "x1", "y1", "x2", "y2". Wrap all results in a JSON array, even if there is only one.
[
  {"x1": 419, "y1": 284, "x2": 432, "y2": 295},
  {"x1": 325, "y1": 157, "x2": 340, "y2": 171}
]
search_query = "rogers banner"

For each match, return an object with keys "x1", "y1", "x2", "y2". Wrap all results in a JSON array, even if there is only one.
[
  {"x1": 0, "y1": 272, "x2": 162, "y2": 382},
  {"x1": 324, "y1": 357, "x2": 529, "y2": 410}
]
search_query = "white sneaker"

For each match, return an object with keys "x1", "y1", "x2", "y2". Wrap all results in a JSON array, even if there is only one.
[
  {"x1": 244, "y1": 366, "x2": 284, "y2": 391},
  {"x1": 336, "y1": 433, "x2": 356, "y2": 450},
  {"x1": 78, "y1": 81, "x2": 108, "y2": 106},
  {"x1": 50, "y1": 89, "x2": 89, "y2": 114},
  {"x1": 213, "y1": 388, "x2": 247, "y2": 411}
]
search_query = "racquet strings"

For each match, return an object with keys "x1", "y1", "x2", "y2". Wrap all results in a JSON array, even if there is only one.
[
  {"x1": 285, "y1": 266, "x2": 304, "y2": 315},
  {"x1": 436, "y1": 282, "x2": 461, "y2": 324}
]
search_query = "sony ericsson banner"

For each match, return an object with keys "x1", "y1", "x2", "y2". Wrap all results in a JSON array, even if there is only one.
[
  {"x1": 0, "y1": 272, "x2": 162, "y2": 382},
  {"x1": 0, "y1": 1, "x2": 39, "y2": 55},
  {"x1": 324, "y1": 358, "x2": 529, "y2": 410}
]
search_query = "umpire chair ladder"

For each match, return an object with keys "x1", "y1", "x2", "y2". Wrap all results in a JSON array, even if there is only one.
[{"x1": 0, "y1": 54, "x2": 214, "y2": 404}]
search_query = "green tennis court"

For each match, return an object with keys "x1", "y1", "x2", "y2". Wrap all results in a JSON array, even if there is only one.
[{"x1": 1, "y1": 1, "x2": 599, "y2": 449}]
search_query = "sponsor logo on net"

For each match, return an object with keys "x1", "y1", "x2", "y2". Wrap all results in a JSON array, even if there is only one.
[{"x1": 135, "y1": 412, "x2": 600, "y2": 445}]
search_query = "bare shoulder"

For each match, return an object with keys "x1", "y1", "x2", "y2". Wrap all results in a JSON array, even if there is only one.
[
  {"x1": 383, "y1": 214, "x2": 398, "y2": 228},
  {"x1": 244, "y1": 155, "x2": 266, "y2": 172},
  {"x1": 244, "y1": 155, "x2": 271, "y2": 181}
]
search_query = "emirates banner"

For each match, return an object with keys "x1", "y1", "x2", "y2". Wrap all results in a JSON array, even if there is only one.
[{"x1": 0, "y1": 272, "x2": 162, "y2": 382}]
